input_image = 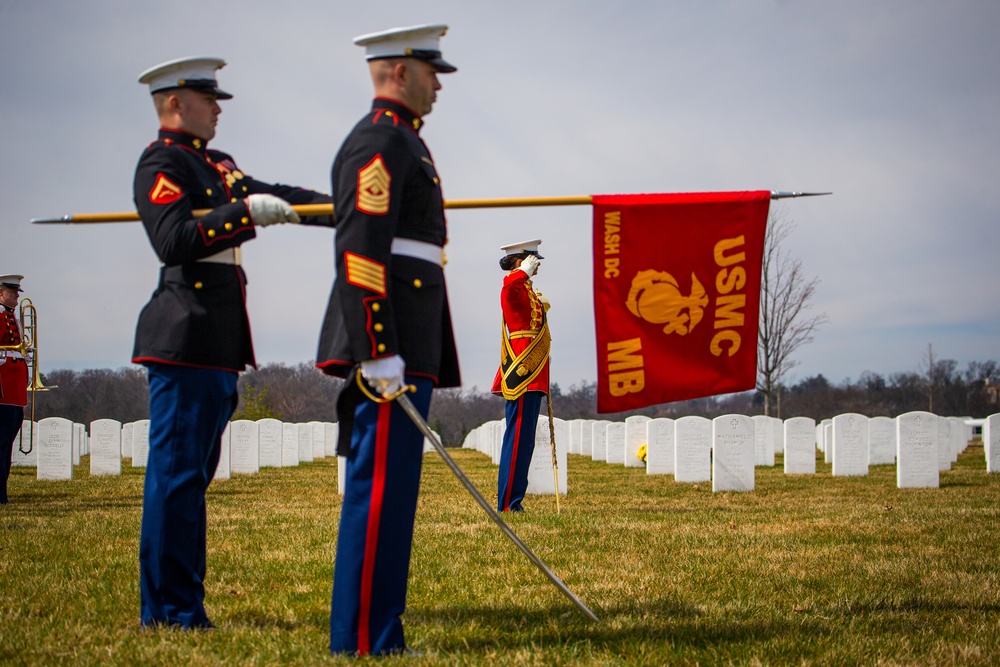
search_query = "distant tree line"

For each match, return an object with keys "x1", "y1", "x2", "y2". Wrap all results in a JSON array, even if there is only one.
[{"x1": 30, "y1": 355, "x2": 998, "y2": 447}]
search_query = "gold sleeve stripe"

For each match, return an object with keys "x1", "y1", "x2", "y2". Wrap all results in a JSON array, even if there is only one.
[{"x1": 345, "y1": 252, "x2": 386, "y2": 295}]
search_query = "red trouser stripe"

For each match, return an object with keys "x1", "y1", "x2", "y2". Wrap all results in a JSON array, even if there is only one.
[
  {"x1": 357, "y1": 401, "x2": 392, "y2": 656},
  {"x1": 503, "y1": 396, "x2": 523, "y2": 511}
]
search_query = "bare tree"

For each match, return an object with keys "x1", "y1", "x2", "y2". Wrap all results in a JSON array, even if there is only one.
[{"x1": 757, "y1": 208, "x2": 828, "y2": 417}]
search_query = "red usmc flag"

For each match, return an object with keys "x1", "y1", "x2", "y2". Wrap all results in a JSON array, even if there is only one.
[{"x1": 592, "y1": 191, "x2": 770, "y2": 413}]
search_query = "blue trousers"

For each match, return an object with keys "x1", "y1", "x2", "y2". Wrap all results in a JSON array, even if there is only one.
[
  {"x1": 139, "y1": 363, "x2": 237, "y2": 628},
  {"x1": 330, "y1": 376, "x2": 433, "y2": 656},
  {"x1": 0, "y1": 405, "x2": 24, "y2": 504},
  {"x1": 498, "y1": 391, "x2": 543, "y2": 512}
]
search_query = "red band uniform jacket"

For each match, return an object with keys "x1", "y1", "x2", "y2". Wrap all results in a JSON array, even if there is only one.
[
  {"x1": 491, "y1": 269, "x2": 550, "y2": 397},
  {"x1": 132, "y1": 129, "x2": 332, "y2": 371},
  {"x1": 0, "y1": 308, "x2": 27, "y2": 407}
]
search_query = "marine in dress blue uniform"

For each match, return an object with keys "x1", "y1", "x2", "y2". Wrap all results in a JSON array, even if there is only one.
[
  {"x1": 132, "y1": 57, "x2": 332, "y2": 628},
  {"x1": 315, "y1": 25, "x2": 460, "y2": 656},
  {"x1": 491, "y1": 241, "x2": 551, "y2": 512},
  {"x1": 0, "y1": 275, "x2": 28, "y2": 505}
]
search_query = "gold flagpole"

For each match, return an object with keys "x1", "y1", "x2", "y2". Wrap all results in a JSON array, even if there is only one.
[{"x1": 31, "y1": 192, "x2": 829, "y2": 224}]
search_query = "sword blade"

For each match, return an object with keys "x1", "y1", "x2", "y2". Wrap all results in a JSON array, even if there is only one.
[{"x1": 395, "y1": 393, "x2": 599, "y2": 623}]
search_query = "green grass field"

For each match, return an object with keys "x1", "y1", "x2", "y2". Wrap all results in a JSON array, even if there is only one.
[{"x1": 2, "y1": 445, "x2": 998, "y2": 666}]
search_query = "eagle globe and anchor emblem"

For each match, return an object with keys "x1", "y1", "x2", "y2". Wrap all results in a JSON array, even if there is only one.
[{"x1": 625, "y1": 269, "x2": 709, "y2": 335}]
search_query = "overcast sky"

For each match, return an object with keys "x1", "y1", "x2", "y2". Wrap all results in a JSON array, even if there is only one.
[{"x1": 1, "y1": 0, "x2": 997, "y2": 396}]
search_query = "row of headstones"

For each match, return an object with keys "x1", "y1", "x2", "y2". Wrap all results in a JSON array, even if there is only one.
[
  {"x1": 12, "y1": 417, "x2": 343, "y2": 484},
  {"x1": 463, "y1": 412, "x2": 1000, "y2": 492},
  {"x1": 11, "y1": 417, "x2": 445, "y2": 495}
]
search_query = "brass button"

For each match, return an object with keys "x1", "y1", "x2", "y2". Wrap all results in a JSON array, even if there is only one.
[
  {"x1": 241, "y1": 217, "x2": 249, "y2": 224},
  {"x1": 231, "y1": 197, "x2": 238, "y2": 203},
  {"x1": 224, "y1": 222, "x2": 233, "y2": 231},
  {"x1": 377, "y1": 344, "x2": 386, "y2": 353},
  {"x1": 371, "y1": 303, "x2": 380, "y2": 312},
  {"x1": 374, "y1": 323, "x2": 383, "y2": 332},
  {"x1": 242, "y1": 186, "x2": 248, "y2": 192},
  {"x1": 194, "y1": 281, "x2": 203, "y2": 289},
  {"x1": 413, "y1": 279, "x2": 422, "y2": 288},
  {"x1": 207, "y1": 229, "x2": 216, "y2": 238},
  {"x1": 206, "y1": 188, "x2": 213, "y2": 196}
]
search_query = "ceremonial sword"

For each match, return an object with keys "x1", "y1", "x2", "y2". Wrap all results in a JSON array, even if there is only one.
[{"x1": 365, "y1": 379, "x2": 599, "y2": 623}]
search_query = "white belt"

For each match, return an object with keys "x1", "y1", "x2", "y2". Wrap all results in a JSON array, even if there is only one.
[
  {"x1": 4, "y1": 351, "x2": 24, "y2": 360},
  {"x1": 197, "y1": 248, "x2": 242, "y2": 265},
  {"x1": 391, "y1": 238, "x2": 444, "y2": 267}
]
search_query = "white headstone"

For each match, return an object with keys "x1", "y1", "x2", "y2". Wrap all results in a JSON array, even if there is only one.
[
  {"x1": 132, "y1": 419, "x2": 151, "y2": 468},
  {"x1": 36, "y1": 417, "x2": 73, "y2": 480},
  {"x1": 645, "y1": 418, "x2": 674, "y2": 475},
  {"x1": 624, "y1": 415, "x2": 651, "y2": 468},
  {"x1": 309, "y1": 421, "x2": 325, "y2": 459},
  {"x1": 772, "y1": 416, "x2": 784, "y2": 455},
  {"x1": 72, "y1": 423, "x2": 82, "y2": 466},
  {"x1": 712, "y1": 414, "x2": 755, "y2": 492},
  {"x1": 553, "y1": 418, "x2": 567, "y2": 469},
  {"x1": 281, "y1": 422, "x2": 299, "y2": 466},
  {"x1": 674, "y1": 416, "x2": 711, "y2": 483},
  {"x1": 985, "y1": 413, "x2": 999, "y2": 474},
  {"x1": 948, "y1": 417, "x2": 965, "y2": 463},
  {"x1": 230, "y1": 420, "x2": 260, "y2": 474},
  {"x1": 823, "y1": 422, "x2": 833, "y2": 463},
  {"x1": 569, "y1": 420, "x2": 583, "y2": 455},
  {"x1": 897, "y1": 411, "x2": 939, "y2": 488},
  {"x1": 213, "y1": 422, "x2": 233, "y2": 479},
  {"x1": 936, "y1": 417, "x2": 952, "y2": 471},
  {"x1": 526, "y1": 415, "x2": 568, "y2": 495},
  {"x1": 591, "y1": 420, "x2": 610, "y2": 462},
  {"x1": 257, "y1": 418, "x2": 283, "y2": 468},
  {"x1": 783, "y1": 417, "x2": 816, "y2": 474},
  {"x1": 338, "y1": 455, "x2": 346, "y2": 494},
  {"x1": 606, "y1": 422, "x2": 626, "y2": 465},
  {"x1": 831, "y1": 413, "x2": 869, "y2": 477},
  {"x1": 214, "y1": 422, "x2": 231, "y2": 480},
  {"x1": 297, "y1": 423, "x2": 314, "y2": 462},
  {"x1": 11, "y1": 421, "x2": 36, "y2": 467},
  {"x1": 493, "y1": 421, "x2": 504, "y2": 465},
  {"x1": 752, "y1": 415, "x2": 775, "y2": 467},
  {"x1": 867, "y1": 416, "x2": 896, "y2": 465},
  {"x1": 579, "y1": 419, "x2": 594, "y2": 457},
  {"x1": 121, "y1": 421, "x2": 134, "y2": 459},
  {"x1": 89, "y1": 419, "x2": 122, "y2": 476},
  {"x1": 325, "y1": 422, "x2": 339, "y2": 457}
]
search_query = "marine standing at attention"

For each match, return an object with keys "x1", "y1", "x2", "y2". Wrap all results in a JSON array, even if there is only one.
[
  {"x1": 0, "y1": 274, "x2": 28, "y2": 505},
  {"x1": 491, "y1": 240, "x2": 551, "y2": 512},
  {"x1": 315, "y1": 24, "x2": 460, "y2": 656},
  {"x1": 132, "y1": 56, "x2": 332, "y2": 629}
]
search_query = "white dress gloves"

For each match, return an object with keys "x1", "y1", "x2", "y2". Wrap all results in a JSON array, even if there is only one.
[
  {"x1": 518, "y1": 254, "x2": 540, "y2": 277},
  {"x1": 246, "y1": 193, "x2": 300, "y2": 226},
  {"x1": 360, "y1": 354, "x2": 406, "y2": 396}
]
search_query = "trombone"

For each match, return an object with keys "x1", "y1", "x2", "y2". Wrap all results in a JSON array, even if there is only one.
[{"x1": 0, "y1": 298, "x2": 56, "y2": 454}]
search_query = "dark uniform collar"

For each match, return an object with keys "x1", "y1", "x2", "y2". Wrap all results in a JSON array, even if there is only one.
[
  {"x1": 2, "y1": 306, "x2": 13, "y2": 314},
  {"x1": 372, "y1": 98, "x2": 424, "y2": 133},
  {"x1": 158, "y1": 128, "x2": 211, "y2": 153}
]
